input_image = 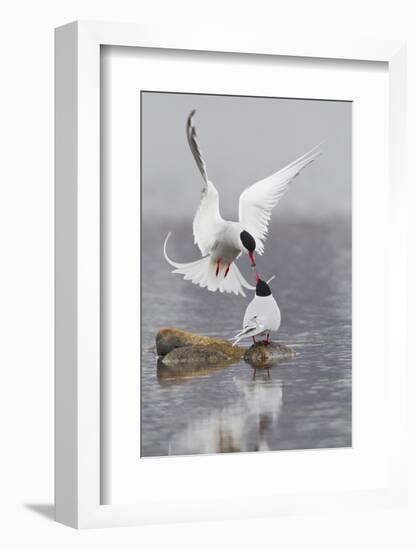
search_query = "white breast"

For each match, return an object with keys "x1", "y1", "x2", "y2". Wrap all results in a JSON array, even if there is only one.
[
  {"x1": 210, "y1": 221, "x2": 244, "y2": 264},
  {"x1": 243, "y1": 294, "x2": 281, "y2": 333}
]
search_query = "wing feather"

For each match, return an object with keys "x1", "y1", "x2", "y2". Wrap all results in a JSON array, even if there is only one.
[
  {"x1": 238, "y1": 145, "x2": 322, "y2": 254},
  {"x1": 187, "y1": 110, "x2": 222, "y2": 256},
  {"x1": 231, "y1": 316, "x2": 265, "y2": 346},
  {"x1": 187, "y1": 110, "x2": 209, "y2": 183}
]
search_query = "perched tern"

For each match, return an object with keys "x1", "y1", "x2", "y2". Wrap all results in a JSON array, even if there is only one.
[
  {"x1": 231, "y1": 276, "x2": 281, "y2": 346},
  {"x1": 164, "y1": 110, "x2": 321, "y2": 297}
]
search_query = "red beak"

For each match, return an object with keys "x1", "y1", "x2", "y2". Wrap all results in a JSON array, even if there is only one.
[{"x1": 249, "y1": 252, "x2": 256, "y2": 268}]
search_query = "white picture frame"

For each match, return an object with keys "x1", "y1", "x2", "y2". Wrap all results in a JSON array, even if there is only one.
[{"x1": 55, "y1": 21, "x2": 407, "y2": 529}]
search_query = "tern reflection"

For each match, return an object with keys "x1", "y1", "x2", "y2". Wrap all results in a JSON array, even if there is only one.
[{"x1": 168, "y1": 369, "x2": 283, "y2": 455}]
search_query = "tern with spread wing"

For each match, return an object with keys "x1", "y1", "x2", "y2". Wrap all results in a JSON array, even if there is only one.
[
  {"x1": 231, "y1": 277, "x2": 281, "y2": 346},
  {"x1": 164, "y1": 110, "x2": 321, "y2": 297}
]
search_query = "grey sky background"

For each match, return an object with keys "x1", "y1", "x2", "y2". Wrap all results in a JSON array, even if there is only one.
[{"x1": 141, "y1": 92, "x2": 351, "y2": 224}]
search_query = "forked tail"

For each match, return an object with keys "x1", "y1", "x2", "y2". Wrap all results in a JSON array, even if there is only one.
[{"x1": 163, "y1": 232, "x2": 254, "y2": 297}]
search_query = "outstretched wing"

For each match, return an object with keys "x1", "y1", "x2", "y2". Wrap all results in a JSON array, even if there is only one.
[
  {"x1": 187, "y1": 110, "x2": 223, "y2": 256},
  {"x1": 187, "y1": 109, "x2": 209, "y2": 183},
  {"x1": 238, "y1": 145, "x2": 321, "y2": 255}
]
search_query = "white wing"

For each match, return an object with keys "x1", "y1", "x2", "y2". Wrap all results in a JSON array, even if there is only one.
[
  {"x1": 193, "y1": 180, "x2": 222, "y2": 256},
  {"x1": 187, "y1": 110, "x2": 223, "y2": 256},
  {"x1": 231, "y1": 316, "x2": 265, "y2": 346},
  {"x1": 238, "y1": 145, "x2": 321, "y2": 254}
]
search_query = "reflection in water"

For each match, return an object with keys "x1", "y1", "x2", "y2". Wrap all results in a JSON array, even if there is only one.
[
  {"x1": 168, "y1": 370, "x2": 283, "y2": 455},
  {"x1": 156, "y1": 358, "x2": 231, "y2": 383}
]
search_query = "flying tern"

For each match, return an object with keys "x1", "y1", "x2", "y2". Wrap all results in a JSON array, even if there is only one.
[{"x1": 164, "y1": 110, "x2": 321, "y2": 296}]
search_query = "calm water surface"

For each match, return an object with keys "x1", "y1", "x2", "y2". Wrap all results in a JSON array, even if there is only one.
[{"x1": 141, "y1": 218, "x2": 351, "y2": 457}]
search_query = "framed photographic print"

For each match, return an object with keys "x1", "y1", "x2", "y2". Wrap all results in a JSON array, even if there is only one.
[
  {"x1": 138, "y1": 90, "x2": 351, "y2": 459},
  {"x1": 55, "y1": 22, "x2": 408, "y2": 528}
]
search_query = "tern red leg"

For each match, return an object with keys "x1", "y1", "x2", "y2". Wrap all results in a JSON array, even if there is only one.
[
  {"x1": 224, "y1": 264, "x2": 230, "y2": 278},
  {"x1": 252, "y1": 336, "x2": 257, "y2": 345},
  {"x1": 263, "y1": 333, "x2": 270, "y2": 346},
  {"x1": 215, "y1": 260, "x2": 220, "y2": 277}
]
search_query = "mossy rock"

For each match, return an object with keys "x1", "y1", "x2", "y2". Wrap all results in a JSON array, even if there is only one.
[
  {"x1": 156, "y1": 327, "x2": 244, "y2": 361},
  {"x1": 244, "y1": 342, "x2": 296, "y2": 367},
  {"x1": 161, "y1": 344, "x2": 232, "y2": 365}
]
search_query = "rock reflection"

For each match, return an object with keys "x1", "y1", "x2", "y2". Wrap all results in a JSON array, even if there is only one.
[
  {"x1": 156, "y1": 358, "x2": 231, "y2": 383},
  {"x1": 168, "y1": 368, "x2": 283, "y2": 455}
]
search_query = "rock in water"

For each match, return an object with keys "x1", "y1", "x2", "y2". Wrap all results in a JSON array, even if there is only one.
[
  {"x1": 155, "y1": 327, "x2": 295, "y2": 370},
  {"x1": 244, "y1": 342, "x2": 296, "y2": 366},
  {"x1": 156, "y1": 327, "x2": 244, "y2": 361},
  {"x1": 160, "y1": 345, "x2": 231, "y2": 367}
]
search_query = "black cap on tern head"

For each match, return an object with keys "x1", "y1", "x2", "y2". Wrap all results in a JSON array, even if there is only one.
[
  {"x1": 256, "y1": 279, "x2": 272, "y2": 297},
  {"x1": 240, "y1": 230, "x2": 256, "y2": 253}
]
